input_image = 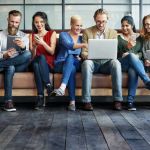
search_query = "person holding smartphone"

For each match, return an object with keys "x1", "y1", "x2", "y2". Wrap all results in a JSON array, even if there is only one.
[
  {"x1": 118, "y1": 16, "x2": 150, "y2": 111},
  {"x1": 0, "y1": 10, "x2": 31, "y2": 112},
  {"x1": 29, "y1": 11, "x2": 56, "y2": 110}
]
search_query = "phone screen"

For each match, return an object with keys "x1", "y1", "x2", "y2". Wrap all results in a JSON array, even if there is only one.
[{"x1": 7, "y1": 35, "x2": 21, "y2": 51}]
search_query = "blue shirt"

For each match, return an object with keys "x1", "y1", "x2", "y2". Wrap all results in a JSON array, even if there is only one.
[{"x1": 55, "y1": 32, "x2": 82, "y2": 63}]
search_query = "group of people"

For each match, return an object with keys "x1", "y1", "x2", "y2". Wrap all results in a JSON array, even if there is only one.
[{"x1": 0, "y1": 9, "x2": 150, "y2": 112}]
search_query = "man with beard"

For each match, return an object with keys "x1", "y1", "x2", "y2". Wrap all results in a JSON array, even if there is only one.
[{"x1": 0, "y1": 10, "x2": 31, "y2": 111}]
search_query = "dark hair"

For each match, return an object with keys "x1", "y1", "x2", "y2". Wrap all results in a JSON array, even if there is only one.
[
  {"x1": 121, "y1": 16, "x2": 136, "y2": 32},
  {"x1": 93, "y1": 8, "x2": 109, "y2": 20},
  {"x1": 141, "y1": 14, "x2": 150, "y2": 40},
  {"x1": 9, "y1": 10, "x2": 22, "y2": 18},
  {"x1": 32, "y1": 11, "x2": 51, "y2": 33}
]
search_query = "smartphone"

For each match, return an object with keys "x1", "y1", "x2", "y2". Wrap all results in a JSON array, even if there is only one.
[{"x1": 34, "y1": 34, "x2": 40, "y2": 41}]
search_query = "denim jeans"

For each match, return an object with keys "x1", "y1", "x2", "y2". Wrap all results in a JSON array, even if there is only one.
[
  {"x1": 81, "y1": 59, "x2": 123, "y2": 103},
  {"x1": 32, "y1": 55, "x2": 52, "y2": 96},
  {"x1": 55, "y1": 54, "x2": 80, "y2": 100},
  {"x1": 119, "y1": 53, "x2": 150, "y2": 103},
  {"x1": 0, "y1": 51, "x2": 31, "y2": 101}
]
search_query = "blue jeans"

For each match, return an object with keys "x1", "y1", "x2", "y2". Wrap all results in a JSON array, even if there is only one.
[
  {"x1": 0, "y1": 51, "x2": 31, "y2": 101},
  {"x1": 55, "y1": 54, "x2": 80, "y2": 100},
  {"x1": 119, "y1": 53, "x2": 150, "y2": 103},
  {"x1": 32, "y1": 55, "x2": 52, "y2": 96},
  {"x1": 81, "y1": 59, "x2": 123, "y2": 102}
]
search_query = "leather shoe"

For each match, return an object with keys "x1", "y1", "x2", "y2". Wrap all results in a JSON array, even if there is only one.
[
  {"x1": 114, "y1": 101, "x2": 122, "y2": 110},
  {"x1": 145, "y1": 81, "x2": 150, "y2": 90},
  {"x1": 82, "y1": 102, "x2": 93, "y2": 111}
]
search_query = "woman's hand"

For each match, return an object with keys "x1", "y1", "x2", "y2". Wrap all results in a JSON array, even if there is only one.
[
  {"x1": 127, "y1": 39, "x2": 136, "y2": 49},
  {"x1": 145, "y1": 60, "x2": 150, "y2": 67}
]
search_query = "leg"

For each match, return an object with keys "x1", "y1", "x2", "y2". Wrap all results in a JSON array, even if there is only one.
[
  {"x1": 126, "y1": 53, "x2": 150, "y2": 83},
  {"x1": 127, "y1": 67, "x2": 138, "y2": 103},
  {"x1": 127, "y1": 67, "x2": 138, "y2": 111},
  {"x1": 100, "y1": 59, "x2": 123, "y2": 102},
  {"x1": 0, "y1": 51, "x2": 31, "y2": 68},
  {"x1": 32, "y1": 58, "x2": 44, "y2": 96},
  {"x1": 81, "y1": 60, "x2": 94, "y2": 103},
  {"x1": 38, "y1": 55, "x2": 51, "y2": 85},
  {"x1": 37, "y1": 55, "x2": 53, "y2": 96},
  {"x1": 32, "y1": 58, "x2": 45, "y2": 109},
  {"x1": 4, "y1": 66, "x2": 15, "y2": 101},
  {"x1": 3, "y1": 66, "x2": 16, "y2": 112}
]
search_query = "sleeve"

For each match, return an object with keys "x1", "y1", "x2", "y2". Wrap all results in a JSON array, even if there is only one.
[
  {"x1": 81, "y1": 29, "x2": 89, "y2": 58},
  {"x1": 142, "y1": 40, "x2": 149, "y2": 60},
  {"x1": 128, "y1": 36, "x2": 143, "y2": 59},
  {"x1": 23, "y1": 34, "x2": 29, "y2": 50},
  {"x1": 59, "y1": 32, "x2": 74, "y2": 50}
]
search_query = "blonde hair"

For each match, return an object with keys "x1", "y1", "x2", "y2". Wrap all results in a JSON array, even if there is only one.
[{"x1": 70, "y1": 15, "x2": 82, "y2": 25}]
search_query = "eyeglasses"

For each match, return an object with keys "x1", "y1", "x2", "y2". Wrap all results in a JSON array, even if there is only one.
[{"x1": 96, "y1": 20, "x2": 107, "y2": 25}]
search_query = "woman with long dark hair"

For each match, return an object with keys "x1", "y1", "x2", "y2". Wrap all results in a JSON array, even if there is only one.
[
  {"x1": 118, "y1": 16, "x2": 150, "y2": 111},
  {"x1": 29, "y1": 11, "x2": 57, "y2": 110}
]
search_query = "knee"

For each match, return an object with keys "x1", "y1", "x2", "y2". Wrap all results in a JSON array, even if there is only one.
[
  {"x1": 82, "y1": 60, "x2": 94, "y2": 72},
  {"x1": 5, "y1": 66, "x2": 15, "y2": 75},
  {"x1": 38, "y1": 54, "x2": 46, "y2": 62},
  {"x1": 128, "y1": 53, "x2": 138, "y2": 61},
  {"x1": 22, "y1": 51, "x2": 31, "y2": 60},
  {"x1": 110, "y1": 59, "x2": 121, "y2": 70}
]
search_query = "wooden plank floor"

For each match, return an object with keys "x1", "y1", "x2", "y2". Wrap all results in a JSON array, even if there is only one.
[{"x1": 0, "y1": 103, "x2": 150, "y2": 150}]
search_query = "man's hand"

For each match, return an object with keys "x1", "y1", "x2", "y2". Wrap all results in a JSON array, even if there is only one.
[
  {"x1": 13, "y1": 38, "x2": 26, "y2": 49},
  {"x1": 3, "y1": 48, "x2": 16, "y2": 59}
]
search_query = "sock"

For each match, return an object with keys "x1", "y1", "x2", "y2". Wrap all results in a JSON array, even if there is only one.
[{"x1": 59, "y1": 83, "x2": 66, "y2": 92}]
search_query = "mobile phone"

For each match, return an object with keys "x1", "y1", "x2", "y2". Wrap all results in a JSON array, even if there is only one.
[{"x1": 34, "y1": 34, "x2": 40, "y2": 40}]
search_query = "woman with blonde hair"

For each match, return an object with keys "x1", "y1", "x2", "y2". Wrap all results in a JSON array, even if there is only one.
[{"x1": 51, "y1": 15, "x2": 87, "y2": 111}]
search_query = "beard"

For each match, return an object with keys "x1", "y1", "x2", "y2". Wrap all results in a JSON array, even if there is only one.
[{"x1": 8, "y1": 25, "x2": 19, "y2": 35}]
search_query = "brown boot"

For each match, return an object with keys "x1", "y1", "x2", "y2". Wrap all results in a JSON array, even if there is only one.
[
  {"x1": 114, "y1": 101, "x2": 122, "y2": 110},
  {"x1": 82, "y1": 102, "x2": 93, "y2": 111}
]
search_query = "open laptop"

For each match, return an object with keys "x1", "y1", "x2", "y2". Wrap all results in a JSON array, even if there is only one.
[{"x1": 88, "y1": 39, "x2": 118, "y2": 59}]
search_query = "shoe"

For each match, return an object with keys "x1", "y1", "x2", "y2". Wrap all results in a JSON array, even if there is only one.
[
  {"x1": 67, "y1": 104, "x2": 76, "y2": 111},
  {"x1": 50, "y1": 88, "x2": 65, "y2": 96},
  {"x1": 3, "y1": 101, "x2": 16, "y2": 112},
  {"x1": 82, "y1": 102, "x2": 93, "y2": 111},
  {"x1": 114, "y1": 101, "x2": 122, "y2": 110},
  {"x1": 35, "y1": 95, "x2": 44, "y2": 110},
  {"x1": 127, "y1": 102, "x2": 136, "y2": 111},
  {"x1": 46, "y1": 84, "x2": 53, "y2": 96},
  {"x1": 145, "y1": 81, "x2": 150, "y2": 90}
]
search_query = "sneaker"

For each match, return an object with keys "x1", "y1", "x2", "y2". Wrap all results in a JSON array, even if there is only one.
[
  {"x1": 46, "y1": 84, "x2": 53, "y2": 96},
  {"x1": 3, "y1": 101, "x2": 16, "y2": 112},
  {"x1": 127, "y1": 102, "x2": 136, "y2": 111},
  {"x1": 51, "y1": 88, "x2": 65, "y2": 96},
  {"x1": 35, "y1": 95, "x2": 44, "y2": 110},
  {"x1": 67, "y1": 104, "x2": 76, "y2": 111}
]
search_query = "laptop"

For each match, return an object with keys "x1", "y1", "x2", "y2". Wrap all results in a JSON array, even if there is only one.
[{"x1": 88, "y1": 39, "x2": 118, "y2": 59}]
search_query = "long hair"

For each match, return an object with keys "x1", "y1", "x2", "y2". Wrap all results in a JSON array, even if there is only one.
[
  {"x1": 32, "y1": 11, "x2": 51, "y2": 33},
  {"x1": 141, "y1": 14, "x2": 150, "y2": 40},
  {"x1": 121, "y1": 15, "x2": 136, "y2": 32}
]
